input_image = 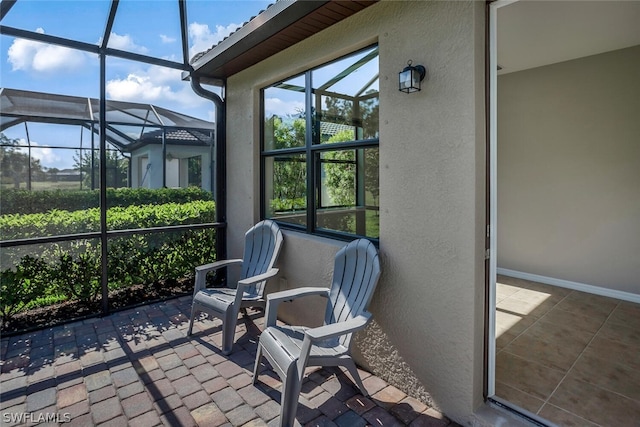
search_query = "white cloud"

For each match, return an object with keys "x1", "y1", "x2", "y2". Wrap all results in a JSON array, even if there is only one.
[
  {"x1": 188, "y1": 22, "x2": 240, "y2": 59},
  {"x1": 107, "y1": 32, "x2": 149, "y2": 54},
  {"x1": 106, "y1": 73, "x2": 171, "y2": 102},
  {"x1": 7, "y1": 28, "x2": 86, "y2": 73},
  {"x1": 15, "y1": 140, "x2": 61, "y2": 166},
  {"x1": 105, "y1": 65, "x2": 206, "y2": 110},
  {"x1": 160, "y1": 34, "x2": 176, "y2": 44},
  {"x1": 264, "y1": 97, "x2": 306, "y2": 118}
]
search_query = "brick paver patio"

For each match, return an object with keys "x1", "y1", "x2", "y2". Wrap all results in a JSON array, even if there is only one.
[{"x1": 1, "y1": 296, "x2": 458, "y2": 426}]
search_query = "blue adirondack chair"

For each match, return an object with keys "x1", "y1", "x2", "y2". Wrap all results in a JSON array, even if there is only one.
[
  {"x1": 253, "y1": 238, "x2": 381, "y2": 427},
  {"x1": 187, "y1": 220, "x2": 283, "y2": 354}
]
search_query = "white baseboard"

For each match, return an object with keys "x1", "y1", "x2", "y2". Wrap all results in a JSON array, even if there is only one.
[{"x1": 497, "y1": 268, "x2": 640, "y2": 304}]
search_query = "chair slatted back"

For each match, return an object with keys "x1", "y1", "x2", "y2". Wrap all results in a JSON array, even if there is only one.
[
  {"x1": 240, "y1": 220, "x2": 283, "y2": 297},
  {"x1": 325, "y1": 239, "x2": 381, "y2": 346}
]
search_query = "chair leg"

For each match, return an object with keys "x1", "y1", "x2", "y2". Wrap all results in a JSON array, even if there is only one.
[
  {"x1": 344, "y1": 359, "x2": 368, "y2": 397},
  {"x1": 252, "y1": 343, "x2": 263, "y2": 384},
  {"x1": 187, "y1": 304, "x2": 198, "y2": 336},
  {"x1": 280, "y1": 364, "x2": 303, "y2": 427},
  {"x1": 221, "y1": 310, "x2": 238, "y2": 355}
]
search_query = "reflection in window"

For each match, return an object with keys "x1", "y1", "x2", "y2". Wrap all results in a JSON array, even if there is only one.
[
  {"x1": 264, "y1": 154, "x2": 307, "y2": 227},
  {"x1": 318, "y1": 147, "x2": 379, "y2": 238},
  {"x1": 263, "y1": 77, "x2": 306, "y2": 151},
  {"x1": 313, "y1": 47, "x2": 379, "y2": 145},
  {"x1": 261, "y1": 45, "x2": 379, "y2": 240}
]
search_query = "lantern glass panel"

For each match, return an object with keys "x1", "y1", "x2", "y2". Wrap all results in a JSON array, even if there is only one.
[
  {"x1": 411, "y1": 69, "x2": 421, "y2": 91},
  {"x1": 399, "y1": 69, "x2": 413, "y2": 92}
]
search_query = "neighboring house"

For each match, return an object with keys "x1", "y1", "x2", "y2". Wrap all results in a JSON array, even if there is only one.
[
  {"x1": 129, "y1": 128, "x2": 214, "y2": 190},
  {"x1": 56, "y1": 168, "x2": 81, "y2": 181},
  {"x1": 188, "y1": 0, "x2": 640, "y2": 425}
]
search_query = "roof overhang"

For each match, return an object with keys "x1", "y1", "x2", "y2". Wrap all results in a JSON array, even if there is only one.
[{"x1": 189, "y1": 0, "x2": 377, "y2": 80}]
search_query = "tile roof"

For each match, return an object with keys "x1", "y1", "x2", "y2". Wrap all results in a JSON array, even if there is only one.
[{"x1": 190, "y1": 2, "x2": 278, "y2": 64}]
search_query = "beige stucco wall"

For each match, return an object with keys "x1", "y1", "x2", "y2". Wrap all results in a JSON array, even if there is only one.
[
  {"x1": 224, "y1": 1, "x2": 487, "y2": 424},
  {"x1": 498, "y1": 45, "x2": 640, "y2": 295}
]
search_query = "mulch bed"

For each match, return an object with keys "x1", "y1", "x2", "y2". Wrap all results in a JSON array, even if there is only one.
[{"x1": 1, "y1": 278, "x2": 194, "y2": 336}]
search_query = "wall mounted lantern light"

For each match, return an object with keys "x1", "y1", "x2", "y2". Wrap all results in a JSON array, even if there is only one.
[{"x1": 399, "y1": 60, "x2": 426, "y2": 93}]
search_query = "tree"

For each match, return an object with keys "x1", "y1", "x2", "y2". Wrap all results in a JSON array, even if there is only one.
[
  {"x1": 321, "y1": 90, "x2": 378, "y2": 140},
  {"x1": 323, "y1": 130, "x2": 356, "y2": 206},
  {"x1": 266, "y1": 91, "x2": 379, "y2": 212},
  {"x1": 0, "y1": 133, "x2": 45, "y2": 189},
  {"x1": 321, "y1": 92, "x2": 379, "y2": 207},
  {"x1": 359, "y1": 91, "x2": 379, "y2": 140},
  {"x1": 73, "y1": 147, "x2": 128, "y2": 189},
  {"x1": 322, "y1": 96, "x2": 353, "y2": 127},
  {"x1": 47, "y1": 167, "x2": 60, "y2": 182},
  {"x1": 266, "y1": 116, "x2": 307, "y2": 211}
]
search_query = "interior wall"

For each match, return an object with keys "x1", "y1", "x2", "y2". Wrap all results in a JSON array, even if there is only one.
[
  {"x1": 225, "y1": 0, "x2": 487, "y2": 423},
  {"x1": 498, "y1": 45, "x2": 640, "y2": 295}
]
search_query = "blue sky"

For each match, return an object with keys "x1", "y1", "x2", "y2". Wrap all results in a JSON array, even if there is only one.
[{"x1": 1, "y1": 0, "x2": 271, "y2": 169}]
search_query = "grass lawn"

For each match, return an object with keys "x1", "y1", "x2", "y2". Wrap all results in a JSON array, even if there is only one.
[{"x1": 1, "y1": 181, "x2": 82, "y2": 191}]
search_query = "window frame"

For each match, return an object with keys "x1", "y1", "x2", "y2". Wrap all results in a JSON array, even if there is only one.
[{"x1": 260, "y1": 44, "x2": 379, "y2": 242}]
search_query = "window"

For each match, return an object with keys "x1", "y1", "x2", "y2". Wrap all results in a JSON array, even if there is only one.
[{"x1": 261, "y1": 45, "x2": 379, "y2": 239}]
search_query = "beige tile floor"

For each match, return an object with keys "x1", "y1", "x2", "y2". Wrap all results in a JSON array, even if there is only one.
[{"x1": 494, "y1": 275, "x2": 640, "y2": 427}]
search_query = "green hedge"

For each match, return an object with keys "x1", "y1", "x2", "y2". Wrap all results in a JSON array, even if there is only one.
[
  {"x1": 0, "y1": 200, "x2": 217, "y2": 320},
  {"x1": 0, "y1": 200, "x2": 216, "y2": 240},
  {"x1": 0, "y1": 187, "x2": 213, "y2": 215}
]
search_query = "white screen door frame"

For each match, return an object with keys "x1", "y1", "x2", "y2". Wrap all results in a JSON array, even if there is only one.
[{"x1": 487, "y1": 0, "x2": 518, "y2": 399}]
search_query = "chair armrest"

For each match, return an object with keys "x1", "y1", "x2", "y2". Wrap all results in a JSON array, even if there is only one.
[
  {"x1": 237, "y1": 268, "x2": 279, "y2": 287},
  {"x1": 232, "y1": 268, "x2": 279, "y2": 309},
  {"x1": 267, "y1": 287, "x2": 330, "y2": 304},
  {"x1": 193, "y1": 259, "x2": 243, "y2": 293},
  {"x1": 296, "y1": 313, "x2": 372, "y2": 371},
  {"x1": 305, "y1": 313, "x2": 372, "y2": 342},
  {"x1": 195, "y1": 259, "x2": 243, "y2": 275},
  {"x1": 264, "y1": 287, "x2": 330, "y2": 327}
]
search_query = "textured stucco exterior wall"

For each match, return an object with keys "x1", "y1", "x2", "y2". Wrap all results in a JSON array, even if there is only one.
[
  {"x1": 224, "y1": 1, "x2": 486, "y2": 423},
  {"x1": 498, "y1": 46, "x2": 640, "y2": 294}
]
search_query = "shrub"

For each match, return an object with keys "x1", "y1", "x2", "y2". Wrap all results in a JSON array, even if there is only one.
[
  {"x1": 270, "y1": 197, "x2": 306, "y2": 213},
  {"x1": 0, "y1": 199, "x2": 217, "y2": 322},
  {"x1": 106, "y1": 228, "x2": 216, "y2": 288},
  {"x1": 50, "y1": 248, "x2": 102, "y2": 303},
  {"x1": 0, "y1": 256, "x2": 49, "y2": 318},
  {"x1": 0, "y1": 187, "x2": 213, "y2": 215},
  {"x1": 0, "y1": 200, "x2": 216, "y2": 241}
]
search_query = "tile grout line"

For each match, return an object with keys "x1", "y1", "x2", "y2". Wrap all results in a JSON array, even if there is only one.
[
  {"x1": 497, "y1": 284, "x2": 570, "y2": 355},
  {"x1": 495, "y1": 284, "x2": 571, "y2": 415},
  {"x1": 538, "y1": 298, "x2": 621, "y2": 423},
  {"x1": 557, "y1": 300, "x2": 640, "y2": 406},
  {"x1": 497, "y1": 283, "x2": 613, "y2": 425}
]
